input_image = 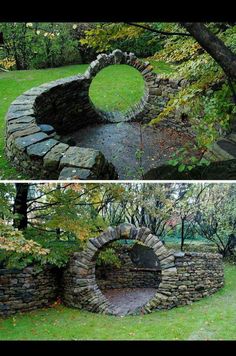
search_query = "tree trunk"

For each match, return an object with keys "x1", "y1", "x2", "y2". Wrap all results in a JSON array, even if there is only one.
[
  {"x1": 182, "y1": 23, "x2": 236, "y2": 80},
  {"x1": 13, "y1": 183, "x2": 29, "y2": 230},
  {"x1": 180, "y1": 218, "x2": 185, "y2": 251}
]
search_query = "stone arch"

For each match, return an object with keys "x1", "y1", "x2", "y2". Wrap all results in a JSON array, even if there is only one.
[{"x1": 62, "y1": 223, "x2": 177, "y2": 315}]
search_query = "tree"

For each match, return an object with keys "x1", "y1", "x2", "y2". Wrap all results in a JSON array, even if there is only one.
[
  {"x1": 0, "y1": 23, "x2": 82, "y2": 70},
  {"x1": 125, "y1": 22, "x2": 236, "y2": 82},
  {"x1": 171, "y1": 183, "x2": 208, "y2": 250},
  {"x1": 194, "y1": 184, "x2": 236, "y2": 256},
  {"x1": 181, "y1": 23, "x2": 236, "y2": 81},
  {"x1": 13, "y1": 183, "x2": 29, "y2": 230}
]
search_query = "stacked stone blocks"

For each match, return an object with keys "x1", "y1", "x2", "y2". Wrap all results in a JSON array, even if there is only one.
[
  {"x1": 61, "y1": 223, "x2": 224, "y2": 316},
  {"x1": 5, "y1": 49, "x2": 186, "y2": 180}
]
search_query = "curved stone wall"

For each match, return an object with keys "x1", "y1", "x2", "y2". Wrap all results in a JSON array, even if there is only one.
[
  {"x1": 0, "y1": 265, "x2": 58, "y2": 317},
  {"x1": 5, "y1": 74, "x2": 118, "y2": 180},
  {"x1": 61, "y1": 223, "x2": 224, "y2": 315},
  {"x1": 6, "y1": 48, "x2": 235, "y2": 179},
  {"x1": 0, "y1": 225, "x2": 224, "y2": 317},
  {"x1": 5, "y1": 49, "x2": 184, "y2": 180}
]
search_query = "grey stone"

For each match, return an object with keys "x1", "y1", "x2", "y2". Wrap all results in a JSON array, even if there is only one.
[
  {"x1": 174, "y1": 251, "x2": 185, "y2": 257},
  {"x1": 7, "y1": 109, "x2": 35, "y2": 120},
  {"x1": 112, "y1": 49, "x2": 124, "y2": 64},
  {"x1": 43, "y1": 142, "x2": 69, "y2": 170},
  {"x1": 119, "y1": 223, "x2": 134, "y2": 238},
  {"x1": 7, "y1": 122, "x2": 34, "y2": 135},
  {"x1": 14, "y1": 132, "x2": 48, "y2": 151},
  {"x1": 10, "y1": 125, "x2": 41, "y2": 139},
  {"x1": 27, "y1": 139, "x2": 58, "y2": 158},
  {"x1": 59, "y1": 146, "x2": 104, "y2": 170},
  {"x1": 7, "y1": 115, "x2": 35, "y2": 124},
  {"x1": 38, "y1": 124, "x2": 55, "y2": 134},
  {"x1": 59, "y1": 167, "x2": 92, "y2": 180}
]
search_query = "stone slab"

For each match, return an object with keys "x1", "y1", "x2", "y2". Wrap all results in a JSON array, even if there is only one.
[
  {"x1": 14, "y1": 132, "x2": 48, "y2": 151},
  {"x1": 59, "y1": 146, "x2": 103, "y2": 170},
  {"x1": 43, "y1": 142, "x2": 69, "y2": 170},
  {"x1": 27, "y1": 139, "x2": 59, "y2": 158},
  {"x1": 58, "y1": 167, "x2": 93, "y2": 180}
]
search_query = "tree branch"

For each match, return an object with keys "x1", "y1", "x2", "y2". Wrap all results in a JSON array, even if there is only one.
[{"x1": 125, "y1": 22, "x2": 191, "y2": 37}]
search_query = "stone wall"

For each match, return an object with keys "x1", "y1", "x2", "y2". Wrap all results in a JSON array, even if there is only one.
[
  {"x1": 0, "y1": 265, "x2": 59, "y2": 317},
  {"x1": 5, "y1": 75, "x2": 117, "y2": 180},
  {"x1": 61, "y1": 223, "x2": 224, "y2": 316},
  {"x1": 5, "y1": 49, "x2": 186, "y2": 180},
  {"x1": 144, "y1": 251, "x2": 224, "y2": 313},
  {"x1": 5, "y1": 49, "x2": 236, "y2": 179},
  {"x1": 0, "y1": 224, "x2": 224, "y2": 318},
  {"x1": 96, "y1": 246, "x2": 161, "y2": 290}
]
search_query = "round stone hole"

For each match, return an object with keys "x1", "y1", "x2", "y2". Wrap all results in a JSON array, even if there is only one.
[
  {"x1": 95, "y1": 239, "x2": 162, "y2": 315},
  {"x1": 89, "y1": 64, "x2": 146, "y2": 120}
]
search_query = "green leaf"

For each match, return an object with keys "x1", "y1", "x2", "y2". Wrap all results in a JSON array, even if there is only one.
[
  {"x1": 178, "y1": 164, "x2": 186, "y2": 172},
  {"x1": 168, "y1": 159, "x2": 179, "y2": 167}
]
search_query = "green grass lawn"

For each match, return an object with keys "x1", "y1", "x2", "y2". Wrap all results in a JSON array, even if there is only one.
[
  {"x1": 0, "y1": 263, "x2": 235, "y2": 340},
  {"x1": 0, "y1": 60, "x2": 172, "y2": 179},
  {"x1": 89, "y1": 64, "x2": 145, "y2": 112}
]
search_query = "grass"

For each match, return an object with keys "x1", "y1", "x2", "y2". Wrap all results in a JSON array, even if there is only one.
[
  {"x1": 0, "y1": 60, "x2": 173, "y2": 179},
  {"x1": 0, "y1": 263, "x2": 235, "y2": 340},
  {"x1": 89, "y1": 64, "x2": 145, "y2": 112}
]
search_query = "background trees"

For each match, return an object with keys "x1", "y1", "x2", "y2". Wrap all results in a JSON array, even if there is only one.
[
  {"x1": 0, "y1": 22, "x2": 90, "y2": 70},
  {"x1": 0, "y1": 183, "x2": 235, "y2": 269},
  {"x1": 194, "y1": 184, "x2": 236, "y2": 256}
]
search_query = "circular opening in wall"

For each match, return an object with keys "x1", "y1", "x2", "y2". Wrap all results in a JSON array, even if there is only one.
[
  {"x1": 95, "y1": 240, "x2": 162, "y2": 315},
  {"x1": 89, "y1": 64, "x2": 146, "y2": 121}
]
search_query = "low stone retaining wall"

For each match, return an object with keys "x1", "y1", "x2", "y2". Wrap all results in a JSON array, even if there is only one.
[
  {"x1": 5, "y1": 49, "x2": 186, "y2": 180},
  {"x1": 0, "y1": 265, "x2": 59, "y2": 317},
  {"x1": 61, "y1": 223, "x2": 224, "y2": 315}
]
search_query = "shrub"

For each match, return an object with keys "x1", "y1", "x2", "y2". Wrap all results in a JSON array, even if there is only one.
[
  {"x1": 0, "y1": 221, "x2": 49, "y2": 269},
  {"x1": 0, "y1": 223, "x2": 81, "y2": 270}
]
